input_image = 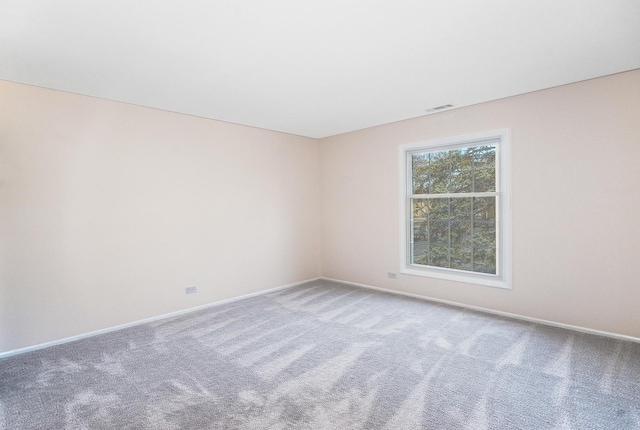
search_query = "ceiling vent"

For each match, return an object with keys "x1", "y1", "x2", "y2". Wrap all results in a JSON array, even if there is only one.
[{"x1": 425, "y1": 104, "x2": 454, "y2": 112}]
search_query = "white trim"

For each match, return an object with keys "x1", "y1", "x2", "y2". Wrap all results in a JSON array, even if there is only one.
[
  {"x1": 4, "y1": 276, "x2": 638, "y2": 358},
  {"x1": 0, "y1": 277, "x2": 320, "y2": 359},
  {"x1": 322, "y1": 277, "x2": 640, "y2": 344},
  {"x1": 400, "y1": 265, "x2": 508, "y2": 289},
  {"x1": 399, "y1": 129, "x2": 512, "y2": 289},
  {"x1": 411, "y1": 192, "x2": 498, "y2": 199}
]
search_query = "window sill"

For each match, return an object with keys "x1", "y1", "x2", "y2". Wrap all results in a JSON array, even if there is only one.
[{"x1": 400, "y1": 265, "x2": 511, "y2": 289}]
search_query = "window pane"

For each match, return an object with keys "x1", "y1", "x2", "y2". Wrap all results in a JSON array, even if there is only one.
[
  {"x1": 428, "y1": 150, "x2": 450, "y2": 194},
  {"x1": 412, "y1": 145, "x2": 496, "y2": 195},
  {"x1": 473, "y1": 167, "x2": 495, "y2": 192},
  {"x1": 471, "y1": 145, "x2": 496, "y2": 192},
  {"x1": 461, "y1": 148, "x2": 475, "y2": 170},
  {"x1": 411, "y1": 195, "x2": 497, "y2": 274},
  {"x1": 473, "y1": 248, "x2": 496, "y2": 274},
  {"x1": 451, "y1": 221, "x2": 472, "y2": 246},
  {"x1": 451, "y1": 197, "x2": 472, "y2": 220},
  {"x1": 411, "y1": 153, "x2": 430, "y2": 194},
  {"x1": 473, "y1": 197, "x2": 495, "y2": 220},
  {"x1": 429, "y1": 151, "x2": 449, "y2": 174},
  {"x1": 412, "y1": 199, "x2": 429, "y2": 220},
  {"x1": 429, "y1": 245, "x2": 449, "y2": 268},
  {"x1": 429, "y1": 221, "x2": 449, "y2": 245},
  {"x1": 451, "y1": 247, "x2": 473, "y2": 271},
  {"x1": 430, "y1": 172, "x2": 450, "y2": 193},
  {"x1": 412, "y1": 220, "x2": 427, "y2": 243},
  {"x1": 412, "y1": 236, "x2": 428, "y2": 265},
  {"x1": 473, "y1": 221, "x2": 496, "y2": 249},
  {"x1": 451, "y1": 170, "x2": 472, "y2": 192},
  {"x1": 472, "y1": 145, "x2": 495, "y2": 169},
  {"x1": 450, "y1": 149, "x2": 473, "y2": 172},
  {"x1": 429, "y1": 198, "x2": 449, "y2": 220}
]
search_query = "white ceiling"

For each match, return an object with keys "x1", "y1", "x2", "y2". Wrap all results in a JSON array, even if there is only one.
[{"x1": 1, "y1": 1, "x2": 639, "y2": 138}]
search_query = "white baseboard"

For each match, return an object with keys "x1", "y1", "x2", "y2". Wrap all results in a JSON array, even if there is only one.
[
  {"x1": 4, "y1": 275, "x2": 636, "y2": 359},
  {"x1": 0, "y1": 277, "x2": 320, "y2": 359},
  {"x1": 322, "y1": 277, "x2": 640, "y2": 344}
]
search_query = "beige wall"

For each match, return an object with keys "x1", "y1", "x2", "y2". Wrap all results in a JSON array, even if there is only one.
[
  {"x1": 0, "y1": 81, "x2": 321, "y2": 353},
  {"x1": 2, "y1": 70, "x2": 639, "y2": 354},
  {"x1": 321, "y1": 70, "x2": 640, "y2": 338}
]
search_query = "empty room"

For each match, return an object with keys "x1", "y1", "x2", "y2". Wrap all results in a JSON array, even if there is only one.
[{"x1": 1, "y1": 1, "x2": 639, "y2": 429}]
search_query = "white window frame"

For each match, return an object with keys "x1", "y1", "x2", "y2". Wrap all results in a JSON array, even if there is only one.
[{"x1": 399, "y1": 129, "x2": 511, "y2": 289}]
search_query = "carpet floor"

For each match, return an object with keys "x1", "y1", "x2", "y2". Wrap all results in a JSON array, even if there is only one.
[{"x1": 1, "y1": 279, "x2": 639, "y2": 429}]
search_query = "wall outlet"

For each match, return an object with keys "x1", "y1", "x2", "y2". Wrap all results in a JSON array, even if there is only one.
[
  {"x1": 387, "y1": 272, "x2": 397, "y2": 279},
  {"x1": 185, "y1": 286, "x2": 197, "y2": 294}
]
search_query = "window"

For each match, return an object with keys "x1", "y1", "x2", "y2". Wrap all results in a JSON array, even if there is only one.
[{"x1": 399, "y1": 130, "x2": 511, "y2": 288}]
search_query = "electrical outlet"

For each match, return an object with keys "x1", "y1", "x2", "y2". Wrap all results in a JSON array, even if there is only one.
[
  {"x1": 387, "y1": 272, "x2": 397, "y2": 279},
  {"x1": 185, "y1": 286, "x2": 197, "y2": 294}
]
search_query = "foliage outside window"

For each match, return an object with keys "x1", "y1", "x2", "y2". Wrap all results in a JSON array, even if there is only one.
[{"x1": 400, "y1": 131, "x2": 510, "y2": 289}]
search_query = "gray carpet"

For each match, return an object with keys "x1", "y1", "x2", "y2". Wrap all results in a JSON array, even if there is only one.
[{"x1": 1, "y1": 280, "x2": 639, "y2": 429}]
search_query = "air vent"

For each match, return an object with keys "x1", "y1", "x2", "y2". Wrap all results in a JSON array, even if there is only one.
[{"x1": 425, "y1": 104, "x2": 454, "y2": 112}]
